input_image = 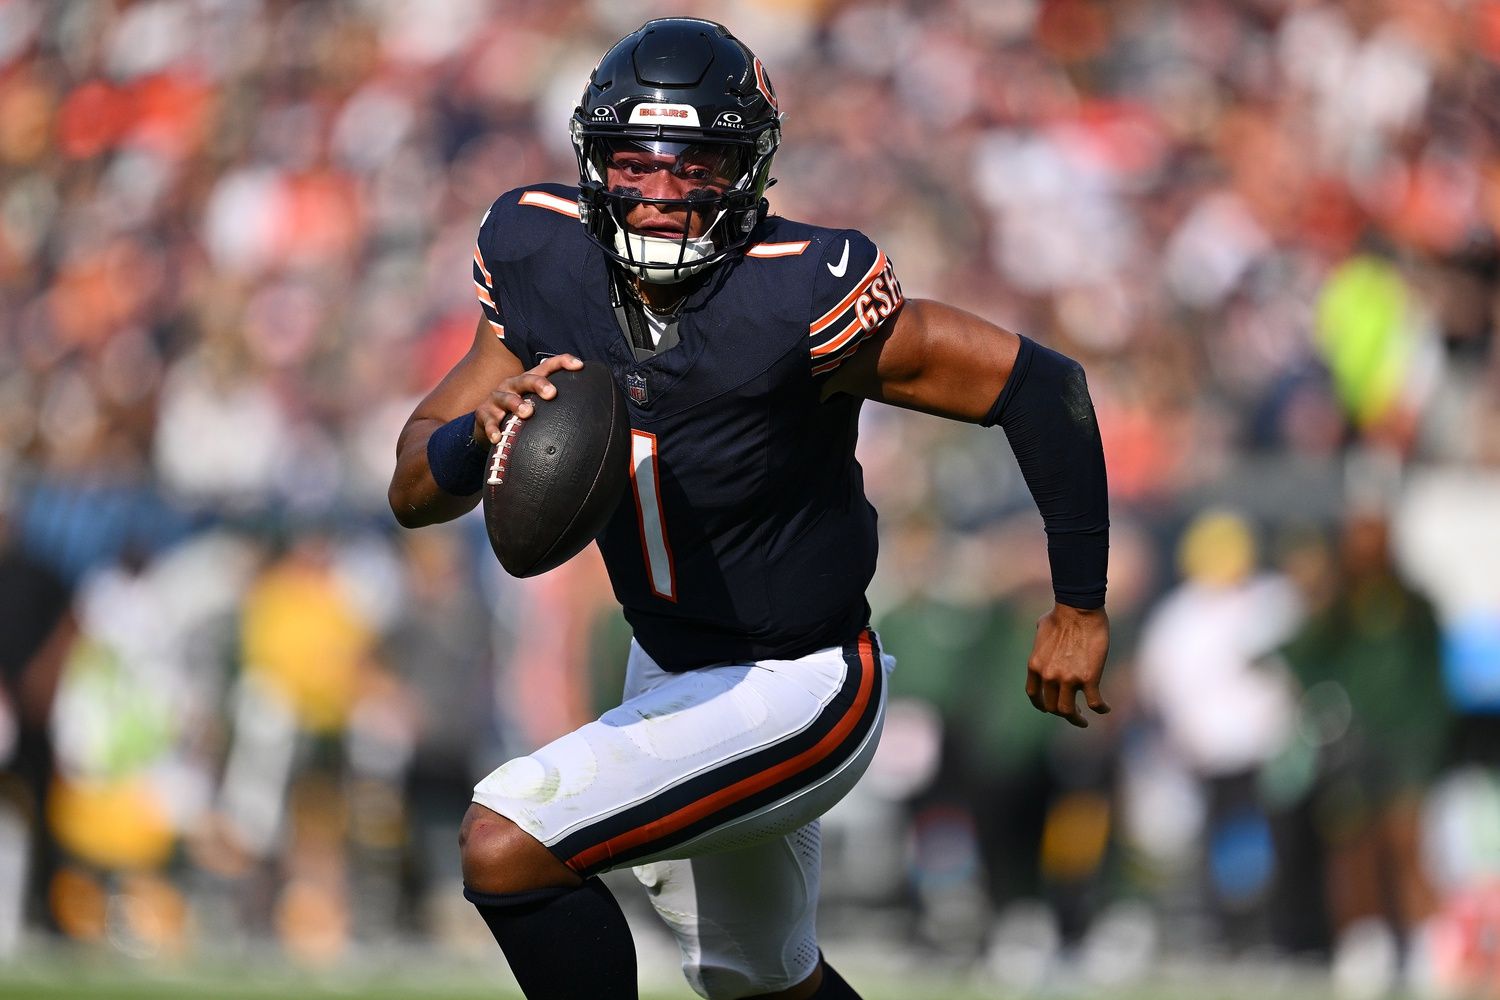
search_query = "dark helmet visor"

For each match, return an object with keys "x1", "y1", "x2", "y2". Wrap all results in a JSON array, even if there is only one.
[{"x1": 591, "y1": 139, "x2": 750, "y2": 196}]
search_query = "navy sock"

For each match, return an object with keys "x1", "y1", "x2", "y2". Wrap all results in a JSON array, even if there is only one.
[
  {"x1": 812, "y1": 957, "x2": 863, "y2": 998},
  {"x1": 465, "y1": 878, "x2": 637, "y2": 999}
]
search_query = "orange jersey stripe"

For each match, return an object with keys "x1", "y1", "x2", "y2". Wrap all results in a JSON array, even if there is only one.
[
  {"x1": 565, "y1": 631, "x2": 878, "y2": 873},
  {"x1": 809, "y1": 251, "x2": 886, "y2": 336},
  {"x1": 812, "y1": 325, "x2": 877, "y2": 374},
  {"x1": 474, "y1": 281, "x2": 495, "y2": 308},
  {"x1": 745, "y1": 240, "x2": 810, "y2": 258},
  {"x1": 518, "y1": 190, "x2": 581, "y2": 218},
  {"x1": 487, "y1": 319, "x2": 505, "y2": 339},
  {"x1": 810, "y1": 315, "x2": 865, "y2": 358},
  {"x1": 473, "y1": 246, "x2": 492, "y2": 284}
]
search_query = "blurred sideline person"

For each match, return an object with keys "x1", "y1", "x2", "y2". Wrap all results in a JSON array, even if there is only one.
[
  {"x1": 1134, "y1": 510, "x2": 1302, "y2": 947},
  {"x1": 1279, "y1": 511, "x2": 1449, "y2": 980},
  {"x1": 389, "y1": 19, "x2": 1110, "y2": 1000}
]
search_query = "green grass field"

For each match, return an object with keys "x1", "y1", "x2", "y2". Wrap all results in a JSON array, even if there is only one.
[
  {"x1": 0, "y1": 983, "x2": 1347, "y2": 1000},
  {"x1": 0, "y1": 960, "x2": 1354, "y2": 1000}
]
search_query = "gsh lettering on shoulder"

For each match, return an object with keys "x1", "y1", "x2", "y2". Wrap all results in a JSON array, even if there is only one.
[{"x1": 855, "y1": 259, "x2": 904, "y2": 333}]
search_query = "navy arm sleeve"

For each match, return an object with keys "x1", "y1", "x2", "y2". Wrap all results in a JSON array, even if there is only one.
[{"x1": 984, "y1": 336, "x2": 1109, "y2": 609}]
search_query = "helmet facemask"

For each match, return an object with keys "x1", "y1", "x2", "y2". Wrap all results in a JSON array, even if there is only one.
[{"x1": 574, "y1": 127, "x2": 779, "y2": 284}]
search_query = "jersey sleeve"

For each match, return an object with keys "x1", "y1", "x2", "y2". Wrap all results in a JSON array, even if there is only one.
[
  {"x1": 473, "y1": 203, "x2": 508, "y2": 341},
  {"x1": 806, "y1": 230, "x2": 905, "y2": 378}
]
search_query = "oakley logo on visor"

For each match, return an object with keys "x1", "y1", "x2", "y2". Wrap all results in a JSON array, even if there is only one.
[
  {"x1": 629, "y1": 103, "x2": 701, "y2": 126},
  {"x1": 590, "y1": 106, "x2": 619, "y2": 122},
  {"x1": 713, "y1": 111, "x2": 748, "y2": 130}
]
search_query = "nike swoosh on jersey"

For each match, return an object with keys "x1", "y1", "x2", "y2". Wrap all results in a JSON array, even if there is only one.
[{"x1": 826, "y1": 239, "x2": 850, "y2": 277}]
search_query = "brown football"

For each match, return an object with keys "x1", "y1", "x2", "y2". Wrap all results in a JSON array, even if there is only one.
[{"x1": 482, "y1": 364, "x2": 630, "y2": 577}]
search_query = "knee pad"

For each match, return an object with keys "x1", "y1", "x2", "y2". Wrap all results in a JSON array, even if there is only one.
[{"x1": 635, "y1": 833, "x2": 822, "y2": 999}]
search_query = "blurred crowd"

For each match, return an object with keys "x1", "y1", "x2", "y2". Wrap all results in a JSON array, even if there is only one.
[{"x1": 2, "y1": 0, "x2": 1499, "y2": 995}]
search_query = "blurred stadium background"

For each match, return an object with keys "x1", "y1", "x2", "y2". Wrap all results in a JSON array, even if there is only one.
[{"x1": 1, "y1": 0, "x2": 1499, "y2": 997}]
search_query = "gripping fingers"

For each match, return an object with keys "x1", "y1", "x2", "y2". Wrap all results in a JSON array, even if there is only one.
[
  {"x1": 475, "y1": 356, "x2": 584, "y2": 444},
  {"x1": 476, "y1": 392, "x2": 525, "y2": 444},
  {"x1": 521, "y1": 353, "x2": 584, "y2": 402},
  {"x1": 534, "y1": 354, "x2": 584, "y2": 376},
  {"x1": 507, "y1": 375, "x2": 552, "y2": 403},
  {"x1": 508, "y1": 356, "x2": 585, "y2": 409}
]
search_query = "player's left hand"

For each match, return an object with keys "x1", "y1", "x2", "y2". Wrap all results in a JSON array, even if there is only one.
[{"x1": 1025, "y1": 604, "x2": 1110, "y2": 728}]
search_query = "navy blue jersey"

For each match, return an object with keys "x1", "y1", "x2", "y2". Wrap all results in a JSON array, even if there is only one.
[{"x1": 473, "y1": 184, "x2": 904, "y2": 671}]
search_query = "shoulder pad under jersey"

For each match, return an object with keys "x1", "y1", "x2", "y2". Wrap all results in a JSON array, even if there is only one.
[{"x1": 473, "y1": 183, "x2": 585, "y2": 340}]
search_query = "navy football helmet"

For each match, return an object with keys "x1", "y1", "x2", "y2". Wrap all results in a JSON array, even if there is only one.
[{"x1": 571, "y1": 19, "x2": 782, "y2": 283}]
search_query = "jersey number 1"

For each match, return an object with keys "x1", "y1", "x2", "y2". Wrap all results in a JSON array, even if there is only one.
[{"x1": 630, "y1": 431, "x2": 677, "y2": 601}]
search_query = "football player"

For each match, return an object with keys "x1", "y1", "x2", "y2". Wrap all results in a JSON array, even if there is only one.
[{"x1": 389, "y1": 18, "x2": 1110, "y2": 1000}]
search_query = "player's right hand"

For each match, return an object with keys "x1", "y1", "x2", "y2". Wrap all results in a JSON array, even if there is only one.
[{"x1": 473, "y1": 354, "x2": 584, "y2": 445}]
